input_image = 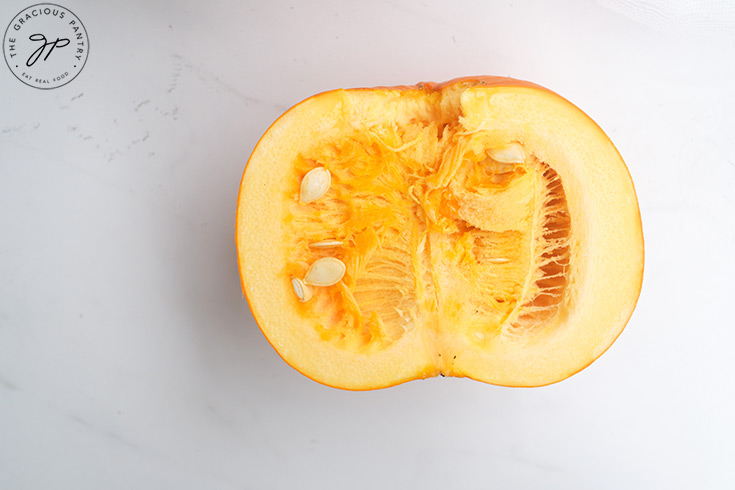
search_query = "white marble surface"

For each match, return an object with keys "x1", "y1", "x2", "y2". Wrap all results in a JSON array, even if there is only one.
[{"x1": 1, "y1": 1, "x2": 734, "y2": 488}]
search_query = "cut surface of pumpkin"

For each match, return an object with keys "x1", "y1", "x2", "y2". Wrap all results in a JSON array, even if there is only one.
[{"x1": 236, "y1": 77, "x2": 644, "y2": 390}]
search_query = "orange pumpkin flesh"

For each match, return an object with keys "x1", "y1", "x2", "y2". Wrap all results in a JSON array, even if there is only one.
[{"x1": 236, "y1": 77, "x2": 643, "y2": 390}]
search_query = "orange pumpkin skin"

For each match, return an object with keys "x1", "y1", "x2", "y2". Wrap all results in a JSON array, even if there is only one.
[{"x1": 236, "y1": 77, "x2": 643, "y2": 390}]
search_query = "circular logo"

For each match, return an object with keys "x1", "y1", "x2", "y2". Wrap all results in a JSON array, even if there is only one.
[{"x1": 3, "y1": 3, "x2": 89, "y2": 89}]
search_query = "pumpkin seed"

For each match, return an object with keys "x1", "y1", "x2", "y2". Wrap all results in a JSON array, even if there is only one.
[
  {"x1": 299, "y1": 167, "x2": 331, "y2": 203},
  {"x1": 309, "y1": 239, "x2": 343, "y2": 249},
  {"x1": 488, "y1": 143, "x2": 525, "y2": 164},
  {"x1": 304, "y1": 257, "x2": 346, "y2": 286},
  {"x1": 291, "y1": 277, "x2": 313, "y2": 302}
]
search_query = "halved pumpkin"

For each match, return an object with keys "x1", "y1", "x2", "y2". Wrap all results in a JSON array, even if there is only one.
[{"x1": 236, "y1": 77, "x2": 643, "y2": 390}]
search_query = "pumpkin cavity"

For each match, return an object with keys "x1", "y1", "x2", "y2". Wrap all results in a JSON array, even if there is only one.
[{"x1": 286, "y1": 115, "x2": 573, "y2": 352}]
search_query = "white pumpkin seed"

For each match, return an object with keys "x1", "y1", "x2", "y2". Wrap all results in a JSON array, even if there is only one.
[
  {"x1": 308, "y1": 240, "x2": 343, "y2": 249},
  {"x1": 488, "y1": 143, "x2": 525, "y2": 164},
  {"x1": 299, "y1": 167, "x2": 331, "y2": 203},
  {"x1": 304, "y1": 257, "x2": 346, "y2": 286},
  {"x1": 291, "y1": 277, "x2": 313, "y2": 302}
]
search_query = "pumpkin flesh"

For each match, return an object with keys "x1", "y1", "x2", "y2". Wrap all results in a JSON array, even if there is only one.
[{"x1": 236, "y1": 78, "x2": 643, "y2": 390}]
